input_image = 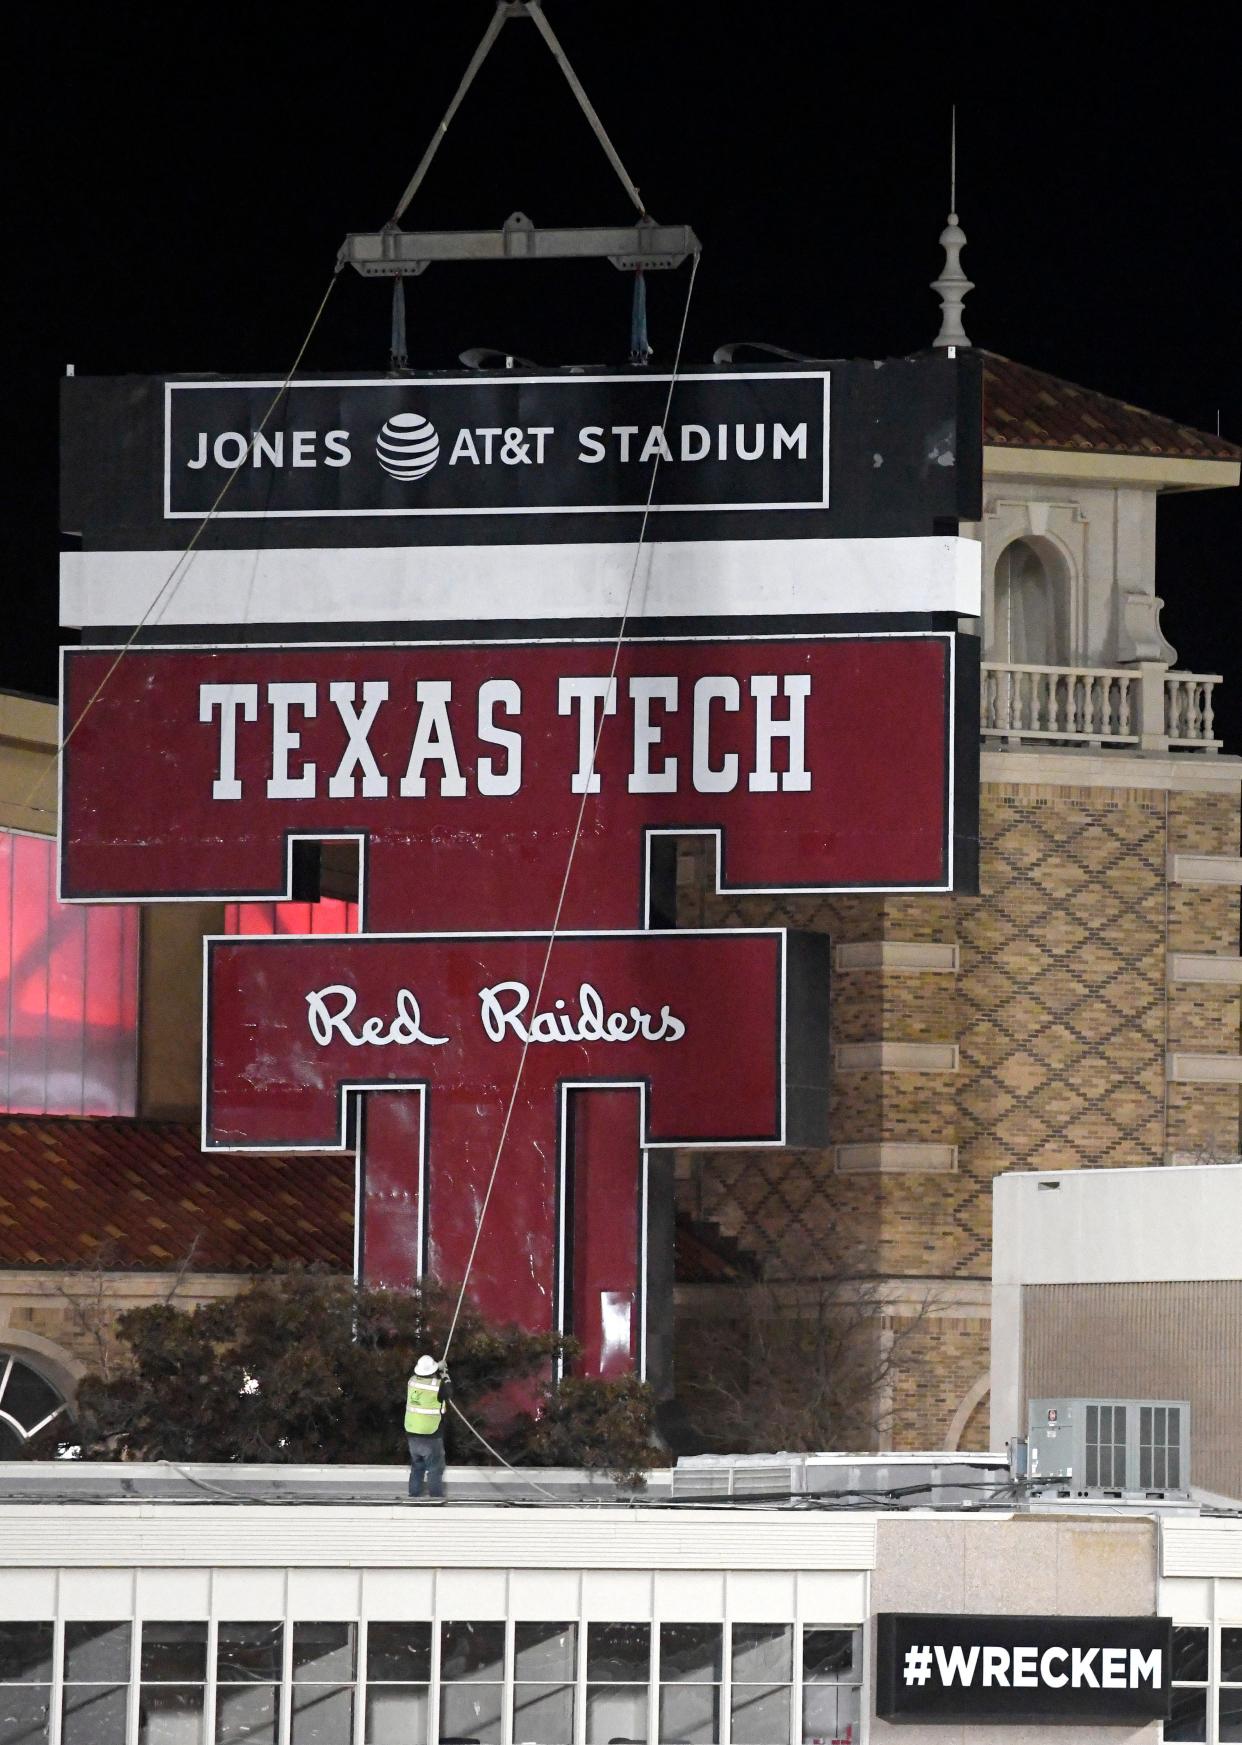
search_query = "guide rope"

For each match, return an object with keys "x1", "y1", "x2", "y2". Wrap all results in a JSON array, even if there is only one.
[
  {"x1": 441, "y1": 250, "x2": 701, "y2": 1363},
  {"x1": 19, "y1": 271, "x2": 341, "y2": 828}
]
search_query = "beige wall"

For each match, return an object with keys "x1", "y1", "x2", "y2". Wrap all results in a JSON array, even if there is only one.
[
  {"x1": 871, "y1": 1513, "x2": 1160, "y2": 1744},
  {"x1": 1022, "y1": 1281, "x2": 1242, "y2": 1502},
  {"x1": 139, "y1": 903, "x2": 224, "y2": 1119},
  {"x1": 0, "y1": 692, "x2": 57, "y2": 836}
]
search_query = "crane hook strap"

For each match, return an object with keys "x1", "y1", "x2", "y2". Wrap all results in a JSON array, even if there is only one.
[{"x1": 391, "y1": 1, "x2": 646, "y2": 227}]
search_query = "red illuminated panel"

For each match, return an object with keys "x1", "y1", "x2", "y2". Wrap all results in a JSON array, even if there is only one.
[
  {"x1": 224, "y1": 899, "x2": 360, "y2": 936},
  {"x1": 0, "y1": 830, "x2": 138, "y2": 1116}
]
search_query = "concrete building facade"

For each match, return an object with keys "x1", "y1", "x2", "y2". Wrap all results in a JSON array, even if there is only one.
[{"x1": 1, "y1": 1464, "x2": 1238, "y2": 1745}]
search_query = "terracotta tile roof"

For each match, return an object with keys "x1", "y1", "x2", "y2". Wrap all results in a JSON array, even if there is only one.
[
  {"x1": 981, "y1": 351, "x2": 1241, "y2": 461},
  {"x1": 0, "y1": 1116, "x2": 353, "y2": 1271}
]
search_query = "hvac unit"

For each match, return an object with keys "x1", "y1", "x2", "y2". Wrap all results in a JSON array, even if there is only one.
[{"x1": 1026, "y1": 1398, "x2": 1190, "y2": 1497}]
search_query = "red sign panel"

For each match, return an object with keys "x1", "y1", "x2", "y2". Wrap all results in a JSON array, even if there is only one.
[
  {"x1": 61, "y1": 632, "x2": 964, "y2": 928},
  {"x1": 205, "y1": 928, "x2": 825, "y2": 1369}
]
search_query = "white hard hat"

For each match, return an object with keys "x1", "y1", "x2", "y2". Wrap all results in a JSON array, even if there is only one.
[{"x1": 414, "y1": 1354, "x2": 439, "y2": 1377}]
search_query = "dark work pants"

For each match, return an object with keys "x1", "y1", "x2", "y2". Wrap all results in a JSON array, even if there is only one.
[{"x1": 407, "y1": 1432, "x2": 446, "y2": 1497}]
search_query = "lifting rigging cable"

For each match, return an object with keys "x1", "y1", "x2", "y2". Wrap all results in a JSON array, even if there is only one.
[{"x1": 27, "y1": 3, "x2": 704, "y2": 1450}]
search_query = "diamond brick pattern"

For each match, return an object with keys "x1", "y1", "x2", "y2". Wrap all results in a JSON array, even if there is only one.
[{"x1": 0, "y1": 1116, "x2": 353, "y2": 1269}]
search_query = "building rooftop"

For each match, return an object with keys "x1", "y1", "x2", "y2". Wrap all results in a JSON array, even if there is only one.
[{"x1": 981, "y1": 350, "x2": 1241, "y2": 461}]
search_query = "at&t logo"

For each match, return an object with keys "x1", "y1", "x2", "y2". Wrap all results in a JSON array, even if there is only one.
[{"x1": 376, "y1": 412, "x2": 440, "y2": 481}]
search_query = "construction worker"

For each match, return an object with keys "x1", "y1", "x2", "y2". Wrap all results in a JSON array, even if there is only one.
[{"x1": 405, "y1": 1354, "x2": 452, "y2": 1500}]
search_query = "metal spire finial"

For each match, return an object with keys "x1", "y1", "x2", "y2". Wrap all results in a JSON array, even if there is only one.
[{"x1": 932, "y1": 106, "x2": 973, "y2": 351}]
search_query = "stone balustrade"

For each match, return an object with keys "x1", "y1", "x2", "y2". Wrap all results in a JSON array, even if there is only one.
[{"x1": 981, "y1": 661, "x2": 1221, "y2": 751}]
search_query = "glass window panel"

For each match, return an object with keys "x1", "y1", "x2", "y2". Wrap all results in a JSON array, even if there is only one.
[
  {"x1": 0, "y1": 1624, "x2": 52, "y2": 1683},
  {"x1": 0, "y1": 1685, "x2": 50, "y2": 1745},
  {"x1": 511, "y1": 1682, "x2": 573, "y2": 1745},
  {"x1": 63, "y1": 1683, "x2": 128, "y2": 1745},
  {"x1": 438, "y1": 1681, "x2": 502, "y2": 1744},
  {"x1": 1222, "y1": 1626, "x2": 1242, "y2": 1683},
  {"x1": 215, "y1": 1683, "x2": 279, "y2": 1745},
  {"x1": 1172, "y1": 1626, "x2": 1209, "y2": 1683},
  {"x1": 138, "y1": 1682, "x2": 205, "y2": 1744},
  {"x1": 440, "y1": 1624, "x2": 505, "y2": 1684},
  {"x1": 802, "y1": 1681, "x2": 861, "y2": 1739},
  {"x1": 658, "y1": 1681, "x2": 718, "y2": 1742},
  {"x1": 514, "y1": 1622, "x2": 576, "y2": 1683},
  {"x1": 1220, "y1": 1686, "x2": 1242, "y2": 1744},
  {"x1": 659, "y1": 1624, "x2": 721, "y2": 1683},
  {"x1": 585, "y1": 1683, "x2": 647, "y2": 1744},
  {"x1": 367, "y1": 1622, "x2": 431, "y2": 1684},
  {"x1": 0, "y1": 1363, "x2": 62, "y2": 1433},
  {"x1": 141, "y1": 1623, "x2": 208, "y2": 1683},
  {"x1": 65, "y1": 1621, "x2": 131, "y2": 1685},
  {"x1": 1165, "y1": 1684, "x2": 1208, "y2": 1742},
  {"x1": 587, "y1": 1623, "x2": 650, "y2": 1682},
  {"x1": 731, "y1": 1625, "x2": 792, "y2": 1684},
  {"x1": 292, "y1": 1624, "x2": 355, "y2": 1685},
  {"x1": 730, "y1": 1683, "x2": 790, "y2": 1745},
  {"x1": 364, "y1": 1684, "x2": 428, "y2": 1745},
  {"x1": 217, "y1": 1624, "x2": 283, "y2": 1685},
  {"x1": 290, "y1": 1685, "x2": 354, "y2": 1745},
  {"x1": 803, "y1": 1628, "x2": 858, "y2": 1682}
]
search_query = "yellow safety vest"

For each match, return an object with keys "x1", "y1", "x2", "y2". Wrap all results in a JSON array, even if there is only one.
[{"x1": 405, "y1": 1377, "x2": 444, "y2": 1435}]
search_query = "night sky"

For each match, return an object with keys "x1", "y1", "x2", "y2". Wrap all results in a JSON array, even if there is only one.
[{"x1": 8, "y1": 7, "x2": 1241, "y2": 745}]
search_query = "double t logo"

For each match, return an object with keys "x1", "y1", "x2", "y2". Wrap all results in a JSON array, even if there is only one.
[{"x1": 61, "y1": 631, "x2": 960, "y2": 1378}]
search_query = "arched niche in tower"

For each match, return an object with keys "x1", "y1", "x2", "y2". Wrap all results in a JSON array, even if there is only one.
[{"x1": 992, "y1": 536, "x2": 1072, "y2": 667}]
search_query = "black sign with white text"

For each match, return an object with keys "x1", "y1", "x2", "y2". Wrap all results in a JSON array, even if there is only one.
[
  {"x1": 164, "y1": 372, "x2": 828, "y2": 518},
  {"x1": 61, "y1": 356, "x2": 982, "y2": 551},
  {"x1": 875, "y1": 1613, "x2": 1172, "y2": 1725}
]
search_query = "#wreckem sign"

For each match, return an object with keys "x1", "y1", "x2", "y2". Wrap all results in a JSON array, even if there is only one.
[{"x1": 876, "y1": 1613, "x2": 1172, "y2": 1725}]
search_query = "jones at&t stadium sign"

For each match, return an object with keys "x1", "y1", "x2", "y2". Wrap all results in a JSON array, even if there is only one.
[
  {"x1": 165, "y1": 373, "x2": 826, "y2": 519},
  {"x1": 876, "y1": 1613, "x2": 1172, "y2": 1725}
]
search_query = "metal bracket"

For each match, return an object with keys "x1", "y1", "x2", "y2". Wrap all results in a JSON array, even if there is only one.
[{"x1": 339, "y1": 211, "x2": 700, "y2": 278}]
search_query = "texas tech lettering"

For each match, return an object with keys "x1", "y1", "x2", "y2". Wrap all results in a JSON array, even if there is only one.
[
  {"x1": 62, "y1": 634, "x2": 957, "y2": 920},
  {"x1": 199, "y1": 673, "x2": 811, "y2": 802}
]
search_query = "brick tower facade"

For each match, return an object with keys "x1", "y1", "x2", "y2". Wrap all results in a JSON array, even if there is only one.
[{"x1": 672, "y1": 354, "x2": 1242, "y2": 1453}]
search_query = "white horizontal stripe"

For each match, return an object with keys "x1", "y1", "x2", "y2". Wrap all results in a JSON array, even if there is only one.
[
  {"x1": 0, "y1": 1503, "x2": 878, "y2": 1570},
  {"x1": 60, "y1": 537, "x2": 981, "y2": 628}
]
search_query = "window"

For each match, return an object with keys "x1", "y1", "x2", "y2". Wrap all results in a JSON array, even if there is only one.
[
  {"x1": 802, "y1": 1628, "x2": 862, "y2": 1745},
  {"x1": 1166, "y1": 1625, "x2": 1209, "y2": 1743},
  {"x1": 139, "y1": 1622, "x2": 207, "y2": 1745},
  {"x1": 291, "y1": 1623, "x2": 355, "y2": 1745},
  {"x1": 1140, "y1": 1405, "x2": 1182, "y2": 1490},
  {"x1": 1221, "y1": 1625, "x2": 1242, "y2": 1744},
  {"x1": 659, "y1": 1624, "x2": 720, "y2": 1744},
  {"x1": 730, "y1": 1624, "x2": 792, "y2": 1745},
  {"x1": 216, "y1": 1622, "x2": 283, "y2": 1745},
  {"x1": 1086, "y1": 1403, "x2": 1127, "y2": 1488},
  {"x1": 63, "y1": 1621, "x2": 130, "y2": 1745},
  {"x1": 0, "y1": 1621, "x2": 52, "y2": 1745},
  {"x1": 586, "y1": 1622, "x2": 649, "y2": 1745},
  {"x1": 439, "y1": 1622, "x2": 504, "y2": 1745},
  {"x1": 512, "y1": 1622, "x2": 575, "y2": 1745},
  {"x1": 0, "y1": 1355, "x2": 67, "y2": 1456},
  {"x1": 0, "y1": 828, "x2": 139, "y2": 1116},
  {"x1": 365, "y1": 1622, "x2": 430, "y2": 1745},
  {"x1": 224, "y1": 899, "x2": 359, "y2": 937}
]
